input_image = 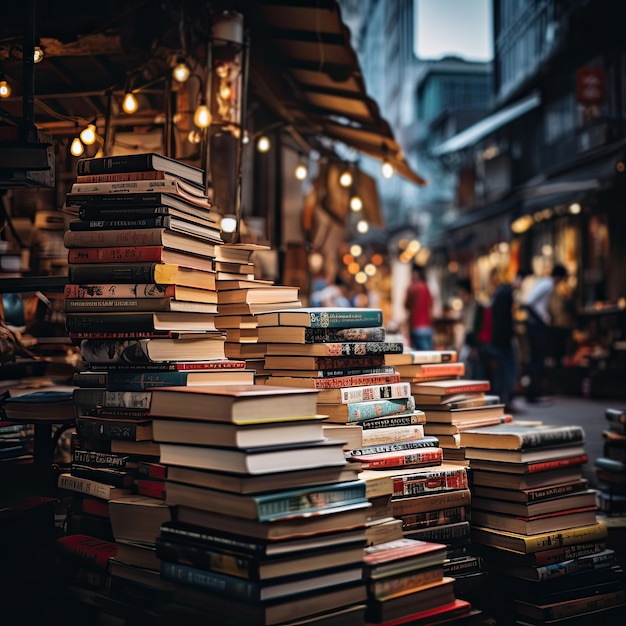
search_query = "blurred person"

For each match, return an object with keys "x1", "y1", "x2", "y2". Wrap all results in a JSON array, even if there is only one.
[
  {"x1": 320, "y1": 275, "x2": 351, "y2": 307},
  {"x1": 456, "y1": 277, "x2": 485, "y2": 379},
  {"x1": 522, "y1": 263, "x2": 568, "y2": 403},
  {"x1": 548, "y1": 274, "x2": 577, "y2": 389},
  {"x1": 404, "y1": 264, "x2": 434, "y2": 350}
]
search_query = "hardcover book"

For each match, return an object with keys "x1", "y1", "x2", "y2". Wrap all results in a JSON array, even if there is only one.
[
  {"x1": 64, "y1": 225, "x2": 221, "y2": 248},
  {"x1": 459, "y1": 422, "x2": 586, "y2": 450},
  {"x1": 65, "y1": 296, "x2": 218, "y2": 314},
  {"x1": 409, "y1": 379, "x2": 491, "y2": 396},
  {"x1": 255, "y1": 307, "x2": 383, "y2": 328},
  {"x1": 263, "y1": 354, "x2": 387, "y2": 371},
  {"x1": 264, "y1": 341, "x2": 404, "y2": 356},
  {"x1": 257, "y1": 325, "x2": 386, "y2": 344},
  {"x1": 319, "y1": 396, "x2": 417, "y2": 423},
  {"x1": 64, "y1": 282, "x2": 217, "y2": 303},
  {"x1": 383, "y1": 350, "x2": 457, "y2": 365},
  {"x1": 65, "y1": 311, "x2": 218, "y2": 333},
  {"x1": 350, "y1": 446, "x2": 443, "y2": 469}
]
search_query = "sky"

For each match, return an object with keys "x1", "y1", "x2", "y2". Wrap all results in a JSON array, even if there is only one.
[{"x1": 416, "y1": 0, "x2": 493, "y2": 61}]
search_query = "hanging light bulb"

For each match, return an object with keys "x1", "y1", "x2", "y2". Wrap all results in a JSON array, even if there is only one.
[
  {"x1": 33, "y1": 46, "x2": 44, "y2": 63},
  {"x1": 256, "y1": 135, "x2": 271, "y2": 153},
  {"x1": 188, "y1": 129, "x2": 202, "y2": 144},
  {"x1": 295, "y1": 164, "x2": 307, "y2": 181},
  {"x1": 221, "y1": 214, "x2": 238, "y2": 233},
  {"x1": 122, "y1": 91, "x2": 138, "y2": 114},
  {"x1": 357, "y1": 219, "x2": 369, "y2": 234},
  {"x1": 0, "y1": 80, "x2": 11, "y2": 98},
  {"x1": 70, "y1": 137, "x2": 84, "y2": 157},
  {"x1": 339, "y1": 170, "x2": 353, "y2": 188},
  {"x1": 381, "y1": 159, "x2": 395, "y2": 179},
  {"x1": 172, "y1": 59, "x2": 191, "y2": 83},
  {"x1": 79, "y1": 123, "x2": 97, "y2": 146},
  {"x1": 193, "y1": 102, "x2": 212, "y2": 129},
  {"x1": 350, "y1": 196, "x2": 363, "y2": 212}
]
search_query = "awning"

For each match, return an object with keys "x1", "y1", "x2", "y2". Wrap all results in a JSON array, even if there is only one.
[{"x1": 432, "y1": 92, "x2": 541, "y2": 157}]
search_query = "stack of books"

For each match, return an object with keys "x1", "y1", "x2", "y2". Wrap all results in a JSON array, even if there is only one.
[
  {"x1": 465, "y1": 421, "x2": 626, "y2": 623},
  {"x1": 594, "y1": 408, "x2": 626, "y2": 514},
  {"x1": 213, "y1": 243, "x2": 302, "y2": 368},
  {"x1": 362, "y1": 537, "x2": 472, "y2": 625},
  {"x1": 148, "y1": 384, "x2": 370, "y2": 625}
]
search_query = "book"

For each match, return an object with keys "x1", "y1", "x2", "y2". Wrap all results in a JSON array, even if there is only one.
[
  {"x1": 164, "y1": 480, "x2": 367, "y2": 521},
  {"x1": 350, "y1": 436, "x2": 440, "y2": 457},
  {"x1": 383, "y1": 350, "x2": 457, "y2": 365},
  {"x1": 459, "y1": 423, "x2": 586, "y2": 450},
  {"x1": 471, "y1": 490, "x2": 597, "y2": 517},
  {"x1": 468, "y1": 454, "x2": 589, "y2": 474},
  {"x1": 472, "y1": 479, "x2": 590, "y2": 503},
  {"x1": 57, "y1": 472, "x2": 133, "y2": 500},
  {"x1": 256, "y1": 307, "x2": 383, "y2": 328},
  {"x1": 110, "y1": 440, "x2": 161, "y2": 457},
  {"x1": 76, "y1": 415, "x2": 154, "y2": 441},
  {"x1": 470, "y1": 466, "x2": 586, "y2": 490},
  {"x1": 364, "y1": 598, "x2": 471, "y2": 626},
  {"x1": 147, "y1": 384, "x2": 319, "y2": 424},
  {"x1": 70, "y1": 465, "x2": 136, "y2": 488},
  {"x1": 65, "y1": 311, "x2": 217, "y2": 333},
  {"x1": 265, "y1": 341, "x2": 404, "y2": 357},
  {"x1": 423, "y1": 414, "x2": 513, "y2": 435},
  {"x1": 67, "y1": 245, "x2": 214, "y2": 272},
  {"x1": 368, "y1": 563, "x2": 445, "y2": 600},
  {"x1": 217, "y1": 286, "x2": 300, "y2": 304},
  {"x1": 257, "y1": 326, "x2": 386, "y2": 344},
  {"x1": 64, "y1": 282, "x2": 217, "y2": 303},
  {"x1": 391, "y1": 489, "x2": 472, "y2": 516},
  {"x1": 404, "y1": 520, "x2": 471, "y2": 546},
  {"x1": 1, "y1": 390, "x2": 76, "y2": 422},
  {"x1": 153, "y1": 417, "x2": 325, "y2": 448},
  {"x1": 71, "y1": 175, "x2": 208, "y2": 200},
  {"x1": 361, "y1": 424, "x2": 425, "y2": 447},
  {"x1": 164, "y1": 464, "x2": 361, "y2": 496},
  {"x1": 264, "y1": 373, "x2": 402, "y2": 392},
  {"x1": 67, "y1": 262, "x2": 216, "y2": 290},
  {"x1": 76, "y1": 153, "x2": 205, "y2": 186},
  {"x1": 398, "y1": 505, "x2": 470, "y2": 532},
  {"x1": 56, "y1": 533, "x2": 118, "y2": 570},
  {"x1": 159, "y1": 439, "x2": 346, "y2": 474},
  {"x1": 73, "y1": 388, "x2": 152, "y2": 413},
  {"x1": 263, "y1": 365, "x2": 397, "y2": 379},
  {"x1": 319, "y1": 396, "x2": 416, "y2": 423},
  {"x1": 360, "y1": 413, "x2": 426, "y2": 430},
  {"x1": 114, "y1": 539, "x2": 160, "y2": 571},
  {"x1": 464, "y1": 444, "x2": 587, "y2": 464},
  {"x1": 68, "y1": 213, "x2": 218, "y2": 236},
  {"x1": 79, "y1": 336, "x2": 226, "y2": 365},
  {"x1": 263, "y1": 355, "x2": 386, "y2": 371},
  {"x1": 217, "y1": 301, "x2": 303, "y2": 316},
  {"x1": 108, "y1": 494, "x2": 172, "y2": 543},
  {"x1": 175, "y1": 502, "x2": 371, "y2": 541},
  {"x1": 72, "y1": 449, "x2": 135, "y2": 470},
  {"x1": 394, "y1": 362, "x2": 466, "y2": 380},
  {"x1": 421, "y1": 404, "x2": 507, "y2": 423},
  {"x1": 471, "y1": 507, "x2": 599, "y2": 535},
  {"x1": 64, "y1": 225, "x2": 221, "y2": 249},
  {"x1": 351, "y1": 446, "x2": 443, "y2": 470},
  {"x1": 363, "y1": 538, "x2": 448, "y2": 576},
  {"x1": 65, "y1": 296, "x2": 218, "y2": 314},
  {"x1": 409, "y1": 379, "x2": 491, "y2": 396},
  {"x1": 514, "y1": 591, "x2": 626, "y2": 623}
]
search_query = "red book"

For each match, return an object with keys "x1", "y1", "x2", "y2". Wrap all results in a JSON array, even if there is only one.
[
  {"x1": 353, "y1": 447, "x2": 443, "y2": 469},
  {"x1": 363, "y1": 538, "x2": 447, "y2": 566},
  {"x1": 391, "y1": 466, "x2": 468, "y2": 497},
  {"x1": 135, "y1": 478, "x2": 166, "y2": 500},
  {"x1": 365, "y1": 599, "x2": 471, "y2": 626},
  {"x1": 56, "y1": 534, "x2": 117, "y2": 570},
  {"x1": 410, "y1": 379, "x2": 491, "y2": 396},
  {"x1": 80, "y1": 497, "x2": 111, "y2": 518}
]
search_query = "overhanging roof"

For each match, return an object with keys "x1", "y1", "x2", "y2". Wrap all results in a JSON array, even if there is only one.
[{"x1": 432, "y1": 91, "x2": 541, "y2": 157}]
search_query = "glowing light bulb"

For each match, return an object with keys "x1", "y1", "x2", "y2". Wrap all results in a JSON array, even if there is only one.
[
  {"x1": 172, "y1": 61, "x2": 191, "y2": 83},
  {"x1": 381, "y1": 160, "x2": 394, "y2": 179},
  {"x1": 219, "y1": 83, "x2": 232, "y2": 99},
  {"x1": 357, "y1": 219, "x2": 369, "y2": 234},
  {"x1": 188, "y1": 129, "x2": 202, "y2": 144},
  {"x1": 193, "y1": 104, "x2": 212, "y2": 129},
  {"x1": 257, "y1": 136, "x2": 271, "y2": 153},
  {"x1": 80, "y1": 124, "x2": 97, "y2": 146},
  {"x1": 339, "y1": 171, "x2": 353, "y2": 187},
  {"x1": 221, "y1": 215, "x2": 237, "y2": 233},
  {"x1": 350, "y1": 196, "x2": 363, "y2": 212},
  {"x1": 33, "y1": 46, "x2": 44, "y2": 63},
  {"x1": 215, "y1": 64, "x2": 230, "y2": 79},
  {"x1": 295, "y1": 164, "x2": 307, "y2": 181},
  {"x1": 122, "y1": 92, "x2": 138, "y2": 114},
  {"x1": 0, "y1": 80, "x2": 11, "y2": 98},
  {"x1": 70, "y1": 137, "x2": 84, "y2": 157}
]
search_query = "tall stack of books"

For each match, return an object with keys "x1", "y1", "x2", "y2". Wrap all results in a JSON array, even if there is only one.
[
  {"x1": 595, "y1": 408, "x2": 626, "y2": 515},
  {"x1": 464, "y1": 421, "x2": 626, "y2": 624},
  {"x1": 213, "y1": 243, "x2": 302, "y2": 372},
  {"x1": 149, "y1": 384, "x2": 370, "y2": 625}
]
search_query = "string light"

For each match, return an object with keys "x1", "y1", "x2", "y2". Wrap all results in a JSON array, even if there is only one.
[
  {"x1": 70, "y1": 137, "x2": 84, "y2": 157},
  {"x1": 295, "y1": 164, "x2": 307, "y2": 181},
  {"x1": 188, "y1": 129, "x2": 202, "y2": 144},
  {"x1": 350, "y1": 196, "x2": 363, "y2": 212},
  {"x1": 79, "y1": 123, "x2": 97, "y2": 146},
  {"x1": 172, "y1": 59, "x2": 191, "y2": 83},
  {"x1": 221, "y1": 214, "x2": 238, "y2": 233},
  {"x1": 33, "y1": 46, "x2": 44, "y2": 63},
  {"x1": 257, "y1": 135, "x2": 271, "y2": 153},
  {"x1": 357, "y1": 219, "x2": 369, "y2": 234},
  {"x1": 193, "y1": 102, "x2": 212, "y2": 129},
  {"x1": 339, "y1": 169, "x2": 353, "y2": 187},
  {"x1": 381, "y1": 159, "x2": 395, "y2": 179},
  {"x1": 0, "y1": 79, "x2": 11, "y2": 98},
  {"x1": 122, "y1": 91, "x2": 138, "y2": 114}
]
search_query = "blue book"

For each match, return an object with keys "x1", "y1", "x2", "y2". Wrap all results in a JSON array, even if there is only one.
[{"x1": 257, "y1": 307, "x2": 383, "y2": 329}]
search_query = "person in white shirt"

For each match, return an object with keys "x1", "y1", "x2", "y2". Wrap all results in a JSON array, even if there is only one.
[{"x1": 522, "y1": 264, "x2": 568, "y2": 403}]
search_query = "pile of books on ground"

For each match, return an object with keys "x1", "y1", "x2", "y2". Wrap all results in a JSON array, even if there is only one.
[
  {"x1": 465, "y1": 420, "x2": 626, "y2": 624},
  {"x1": 594, "y1": 407, "x2": 626, "y2": 514},
  {"x1": 148, "y1": 383, "x2": 370, "y2": 625},
  {"x1": 56, "y1": 152, "x2": 255, "y2": 612}
]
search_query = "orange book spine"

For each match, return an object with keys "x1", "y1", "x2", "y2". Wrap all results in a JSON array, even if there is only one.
[
  {"x1": 356, "y1": 448, "x2": 443, "y2": 469},
  {"x1": 68, "y1": 246, "x2": 165, "y2": 263},
  {"x1": 418, "y1": 363, "x2": 465, "y2": 377},
  {"x1": 527, "y1": 454, "x2": 588, "y2": 473}
]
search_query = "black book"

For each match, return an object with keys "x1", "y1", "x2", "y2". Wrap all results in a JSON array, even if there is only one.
[{"x1": 76, "y1": 153, "x2": 205, "y2": 187}]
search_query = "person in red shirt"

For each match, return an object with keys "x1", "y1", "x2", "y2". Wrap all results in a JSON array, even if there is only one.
[{"x1": 404, "y1": 264, "x2": 434, "y2": 350}]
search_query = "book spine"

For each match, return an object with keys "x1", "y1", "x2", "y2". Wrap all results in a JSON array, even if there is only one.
[
  {"x1": 76, "y1": 417, "x2": 151, "y2": 441},
  {"x1": 392, "y1": 468, "x2": 468, "y2": 497},
  {"x1": 89, "y1": 407, "x2": 150, "y2": 418},
  {"x1": 160, "y1": 523, "x2": 261, "y2": 556},
  {"x1": 526, "y1": 454, "x2": 588, "y2": 473},
  {"x1": 350, "y1": 436, "x2": 439, "y2": 456},
  {"x1": 137, "y1": 462, "x2": 167, "y2": 479},
  {"x1": 517, "y1": 427, "x2": 585, "y2": 449},
  {"x1": 405, "y1": 521, "x2": 470, "y2": 545},
  {"x1": 345, "y1": 396, "x2": 416, "y2": 422},
  {"x1": 356, "y1": 447, "x2": 443, "y2": 468},
  {"x1": 340, "y1": 382, "x2": 412, "y2": 404},
  {"x1": 403, "y1": 350, "x2": 457, "y2": 363},
  {"x1": 411, "y1": 363, "x2": 465, "y2": 377},
  {"x1": 66, "y1": 297, "x2": 176, "y2": 313},
  {"x1": 64, "y1": 283, "x2": 175, "y2": 298},
  {"x1": 360, "y1": 412, "x2": 425, "y2": 430},
  {"x1": 523, "y1": 522, "x2": 608, "y2": 552},
  {"x1": 67, "y1": 191, "x2": 172, "y2": 206},
  {"x1": 303, "y1": 327, "x2": 386, "y2": 343},
  {"x1": 452, "y1": 415, "x2": 514, "y2": 430},
  {"x1": 303, "y1": 373, "x2": 401, "y2": 389},
  {"x1": 399, "y1": 505, "x2": 469, "y2": 531},
  {"x1": 72, "y1": 371, "x2": 107, "y2": 388},
  {"x1": 88, "y1": 360, "x2": 246, "y2": 372},
  {"x1": 72, "y1": 180, "x2": 178, "y2": 194},
  {"x1": 534, "y1": 549, "x2": 616, "y2": 581},
  {"x1": 57, "y1": 535, "x2": 117, "y2": 570},
  {"x1": 533, "y1": 541, "x2": 608, "y2": 567},
  {"x1": 310, "y1": 342, "x2": 403, "y2": 356},
  {"x1": 309, "y1": 355, "x2": 387, "y2": 369},
  {"x1": 68, "y1": 246, "x2": 166, "y2": 264},
  {"x1": 160, "y1": 560, "x2": 259, "y2": 601},
  {"x1": 69, "y1": 216, "x2": 172, "y2": 230},
  {"x1": 538, "y1": 589, "x2": 626, "y2": 621},
  {"x1": 361, "y1": 424, "x2": 425, "y2": 446},
  {"x1": 72, "y1": 449, "x2": 131, "y2": 469},
  {"x1": 415, "y1": 382, "x2": 490, "y2": 394},
  {"x1": 307, "y1": 366, "x2": 397, "y2": 378},
  {"x1": 70, "y1": 465, "x2": 134, "y2": 488},
  {"x1": 370, "y1": 565, "x2": 443, "y2": 599},
  {"x1": 299, "y1": 309, "x2": 383, "y2": 328},
  {"x1": 57, "y1": 473, "x2": 121, "y2": 500},
  {"x1": 66, "y1": 313, "x2": 160, "y2": 333},
  {"x1": 135, "y1": 479, "x2": 166, "y2": 499},
  {"x1": 524, "y1": 481, "x2": 589, "y2": 502},
  {"x1": 256, "y1": 483, "x2": 367, "y2": 521},
  {"x1": 443, "y1": 555, "x2": 484, "y2": 576},
  {"x1": 68, "y1": 263, "x2": 163, "y2": 284},
  {"x1": 78, "y1": 205, "x2": 174, "y2": 220},
  {"x1": 76, "y1": 154, "x2": 154, "y2": 176},
  {"x1": 64, "y1": 228, "x2": 170, "y2": 248},
  {"x1": 73, "y1": 389, "x2": 152, "y2": 410}
]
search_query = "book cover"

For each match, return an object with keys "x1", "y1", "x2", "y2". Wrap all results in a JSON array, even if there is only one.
[
  {"x1": 64, "y1": 283, "x2": 217, "y2": 303},
  {"x1": 265, "y1": 341, "x2": 404, "y2": 357},
  {"x1": 459, "y1": 423, "x2": 586, "y2": 450},
  {"x1": 321, "y1": 396, "x2": 417, "y2": 423},
  {"x1": 57, "y1": 472, "x2": 132, "y2": 500},
  {"x1": 350, "y1": 436, "x2": 440, "y2": 457},
  {"x1": 256, "y1": 307, "x2": 383, "y2": 328},
  {"x1": 266, "y1": 372, "x2": 401, "y2": 392},
  {"x1": 72, "y1": 450, "x2": 134, "y2": 471},
  {"x1": 361, "y1": 424, "x2": 425, "y2": 447},
  {"x1": 65, "y1": 311, "x2": 217, "y2": 333},
  {"x1": 391, "y1": 465, "x2": 469, "y2": 497},
  {"x1": 409, "y1": 379, "x2": 491, "y2": 396},
  {"x1": 56, "y1": 533, "x2": 118, "y2": 570},
  {"x1": 76, "y1": 415, "x2": 154, "y2": 441},
  {"x1": 339, "y1": 381, "x2": 411, "y2": 404},
  {"x1": 258, "y1": 326, "x2": 386, "y2": 344},
  {"x1": 64, "y1": 226, "x2": 220, "y2": 248},
  {"x1": 263, "y1": 354, "x2": 387, "y2": 371},
  {"x1": 351, "y1": 447, "x2": 443, "y2": 469},
  {"x1": 384, "y1": 350, "x2": 458, "y2": 365},
  {"x1": 65, "y1": 297, "x2": 218, "y2": 314},
  {"x1": 164, "y1": 479, "x2": 367, "y2": 521},
  {"x1": 360, "y1": 412, "x2": 426, "y2": 430},
  {"x1": 76, "y1": 153, "x2": 204, "y2": 186},
  {"x1": 395, "y1": 362, "x2": 466, "y2": 380}
]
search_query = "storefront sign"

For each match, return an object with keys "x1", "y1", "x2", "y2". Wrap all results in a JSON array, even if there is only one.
[{"x1": 576, "y1": 67, "x2": 606, "y2": 105}]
